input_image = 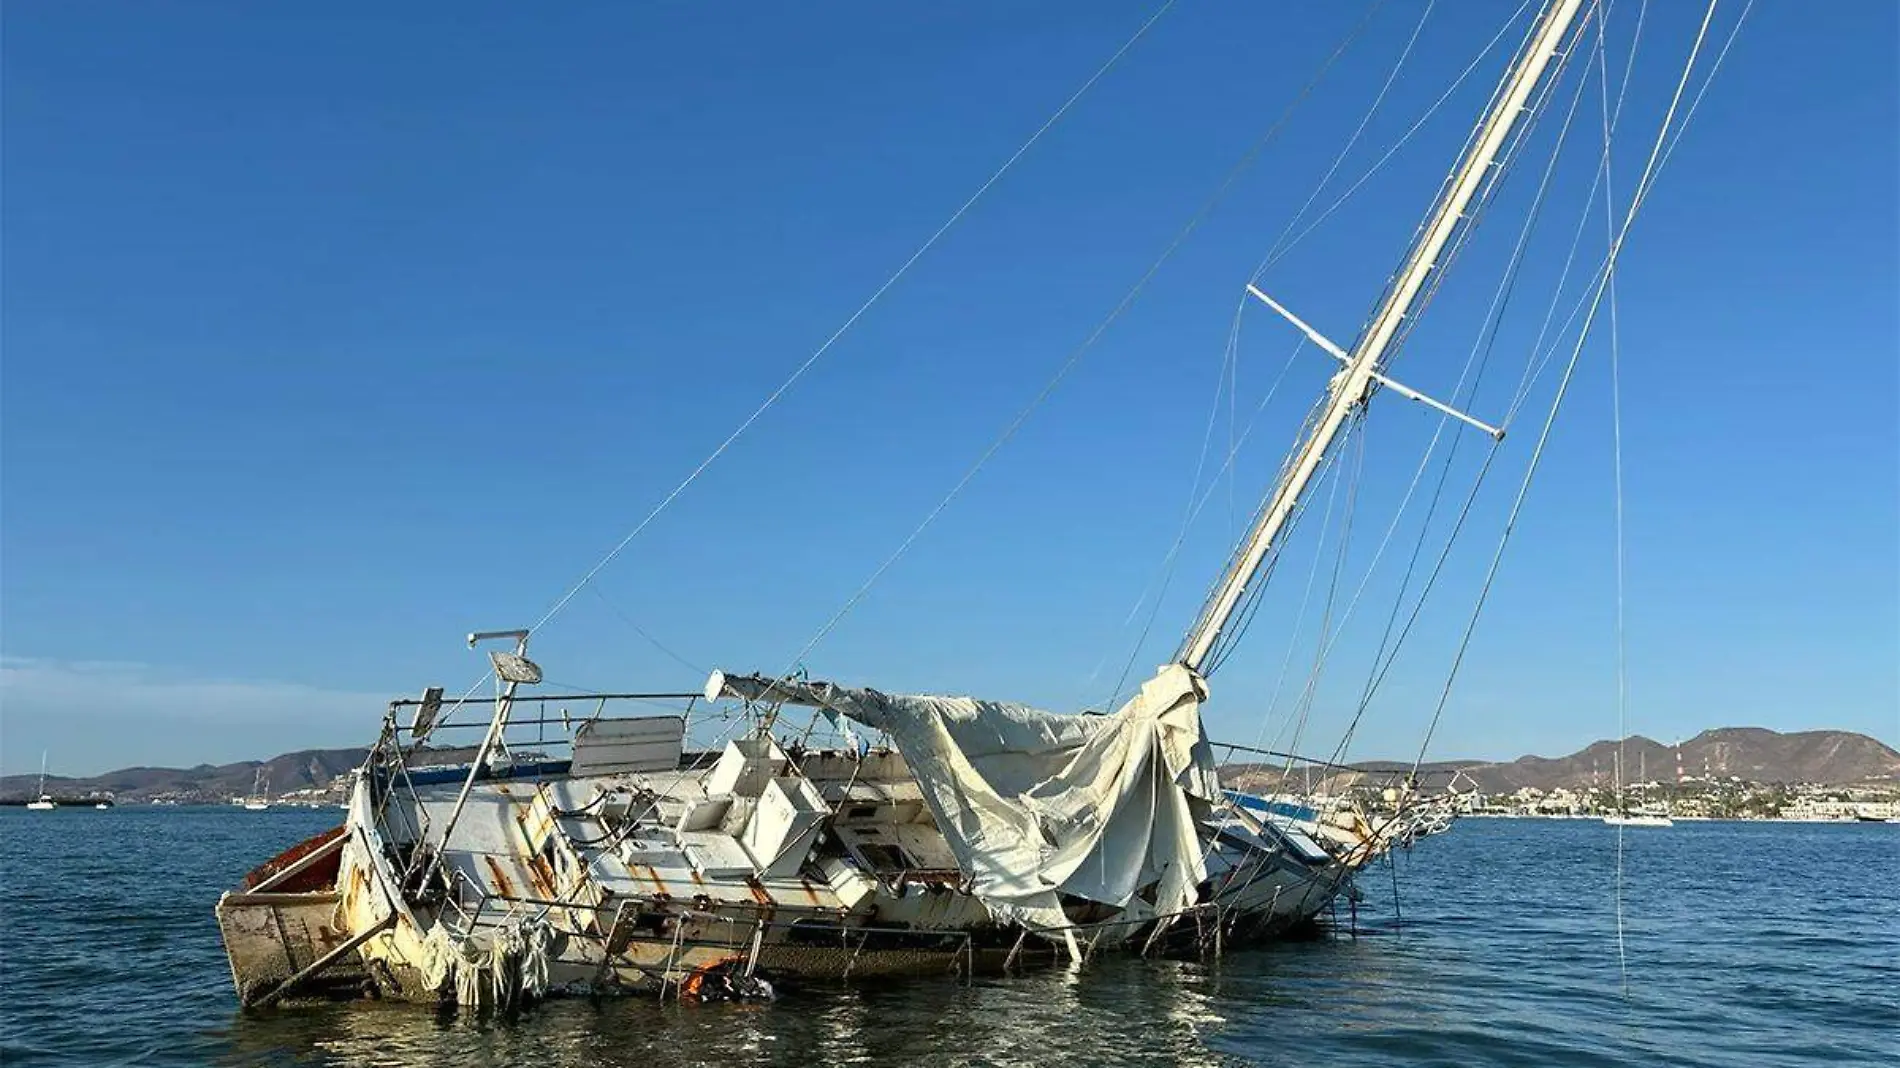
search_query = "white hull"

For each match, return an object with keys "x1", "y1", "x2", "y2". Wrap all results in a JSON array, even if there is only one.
[
  {"x1": 1603, "y1": 814, "x2": 1673, "y2": 827},
  {"x1": 218, "y1": 709, "x2": 1398, "y2": 1010},
  {"x1": 26, "y1": 800, "x2": 56, "y2": 811}
]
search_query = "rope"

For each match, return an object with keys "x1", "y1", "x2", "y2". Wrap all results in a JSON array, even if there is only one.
[
  {"x1": 1222, "y1": 1, "x2": 1600, "y2": 772},
  {"x1": 1254, "y1": 0, "x2": 1538, "y2": 281},
  {"x1": 1407, "y1": 0, "x2": 1729, "y2": 780},
  {"x1": 1274, "y1": 417, "x2": 1368, "y2": 768},
  {"x1": 590, "y1": 586, "x2": 705, "y2": 675},
  {"x1": 1084, "y1": 335, "x2": 1309, "y2": 705},
  {"x1": 421, "y1": 0, "x2": 1179, "y2": 742},
  {"x1": 1324, "y1": 0, "x2": 1609, "y2": 769},
  {"x1": 1206, "y1": 401, "x2": 1344, "y2": 679},
  {"x1": 523, "y1": 0, "x2": 1181, "y2": 642},
  {"x1": 770, "y1": 0, "x2": 1389, "y2": 701},
  {"x1": 1246, "y1": 427, "x2": 1353, "y2": 758},
  {"x1": 1596, "y1": 0, "x2": 1644, "y2": 1002},
  {"x1": 1093, "y1": 0, "x2": 1428, "y2": 706},
  {"x1": 1253, "y1": 0, "x2": 1441, "y2": 277},
  {"x1": 1188, "y1": 0, "x2": 1590, "y2": 702}
]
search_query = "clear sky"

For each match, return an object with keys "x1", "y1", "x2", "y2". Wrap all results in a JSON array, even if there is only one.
[{"x1": 3, "y1": 1, "x2": 1895, "y2": 777}]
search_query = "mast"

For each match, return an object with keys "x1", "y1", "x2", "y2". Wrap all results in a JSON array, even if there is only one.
[{"x1": 1177, "y1": 0, "x2": 1586, "y2": 674}]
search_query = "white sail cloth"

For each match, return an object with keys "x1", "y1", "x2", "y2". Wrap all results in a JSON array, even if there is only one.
[{"x1": 813, "y1": 664, "x2": 1220, "y2": 936}]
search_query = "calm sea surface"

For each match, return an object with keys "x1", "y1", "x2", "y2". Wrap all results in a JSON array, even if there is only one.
[{"x1": 1, "y1": 807, "x2": 1893, "y2": 1067}]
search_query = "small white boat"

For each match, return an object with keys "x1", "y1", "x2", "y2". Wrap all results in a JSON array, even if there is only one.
[{"x1": 26, "y1": 752, "x2": 57, "y2": 811}]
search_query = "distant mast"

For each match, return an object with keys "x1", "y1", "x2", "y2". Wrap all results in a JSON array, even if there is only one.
[
  {"x1": 1176, "y1": 0, "x2": 1588, "y2": 674},
  {"x1": 243, "y1": 768, "x2": 272, "y2": 811},
  {"x1": 27, "y1": 751, "x2": 57, "y2": 810}
]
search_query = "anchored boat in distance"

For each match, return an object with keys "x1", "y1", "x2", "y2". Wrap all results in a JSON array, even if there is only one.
[
  {"x1": 241, "y1": 769, "x2": 272, "y2": 812},
  {"x1": 27, "y1": 752, "x2": 57, "y2": 811}
]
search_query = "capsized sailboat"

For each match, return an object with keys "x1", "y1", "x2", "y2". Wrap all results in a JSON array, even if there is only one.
[{"x1": 214, "y1": 0, "x2": 1729, "y2": 1011}]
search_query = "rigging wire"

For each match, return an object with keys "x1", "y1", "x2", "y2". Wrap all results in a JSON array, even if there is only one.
[
  {"x1": 1240, "y1": 426, "x2": 1355, "y2": 748},
  {"x1": 1212, "y1": 1, "x2": 1602, "y2": 771},
  {"x1": 1323, "y1": 0, "x2": 1613, "y2": 769},
  {"x1": 767, "y1": 1, "x2": 1390, "y2": 703},
  {"x1": 1254, "y1": 0, "x2": 1442, "y2": 276},
  {"x1": 1252, "y1": 0, "x2": 1538, "y2": 282},
  {"x1": 590, "y1": 586, "x2": 706, "y2": 675},
  {"x1": 1096, "y1": 0, "x2": 1430, "y2": 707},
  {"x1": 1307, "y1": 0, "x2": 1652, "y2": 781},
  {"x1": 1596, "y1": 0, "x2": 1646, "y2": 1003},
  {"x1": 420, "y1": 0, "x2": 1180, "y2": 737},
  {"x1": 1184, "y1": 0, "x2": 1579, "y2": 704},
  {"x1": 525, "y1": 0, "x2": 1181, "y2": 642},
  {"x1": 1204, "y1": 397, "x2": 1338, "y2": 677},
  {"x1": 1502, "y1": 0, "x2": 1756, "y2": 431},
  {"x1": 1505, "y1": 0, "x2": 1650, "y2": 428},
  {"x1": 1085, "y1": 335, "x2": 1310, "y2": 702},
  {"x1": 1406, "y1": 0, "x2": 1729, "y2": 781},
  {"x1": 1274, "y1": 414, "x2": 1369, "y2": 769}
]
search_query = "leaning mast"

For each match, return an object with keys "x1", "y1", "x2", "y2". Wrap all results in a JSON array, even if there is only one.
[{"x1": 1176, "y1": 0, "x2": 1587, "y2": 674}]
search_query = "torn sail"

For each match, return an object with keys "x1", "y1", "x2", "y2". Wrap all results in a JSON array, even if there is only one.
[{"x1": 707, "y1": 664, "x2": 1219, "y2": 934}]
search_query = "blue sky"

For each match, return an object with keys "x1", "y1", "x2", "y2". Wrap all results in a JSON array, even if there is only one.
[{"x1": 3, "y1": 1, "x2": 1894, "y2": 777}]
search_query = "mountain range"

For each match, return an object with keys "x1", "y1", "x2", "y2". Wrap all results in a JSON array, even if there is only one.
[
  {"x1": 4, "y1": 727, "x2": 1896, "y2": 803},
  {"x1": 1223, "y1": 727, "x2": 1900, "y2": 795},
  {"x1": 0, "y1": 746, "x2": 472, "y2": 803}
]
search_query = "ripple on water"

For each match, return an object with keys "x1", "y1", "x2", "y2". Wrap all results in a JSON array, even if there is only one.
[{"x1": 2, "y1": 811, "x2": 1896, "y2": 1067}]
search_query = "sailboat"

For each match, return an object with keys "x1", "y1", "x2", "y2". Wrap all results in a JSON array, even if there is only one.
[
  {"x1": 213, "y1": 0, "x2": 1735, "y2": 1011},
  {"x1": 26, "y1": 752, "x2": 57, "y2": 811},
  {"x1": 1603, "y1": 749, "x2": 1673, "y2": 827},
  {"x1": 242, "y1": 769, "x2": 272, "y2": 811}
]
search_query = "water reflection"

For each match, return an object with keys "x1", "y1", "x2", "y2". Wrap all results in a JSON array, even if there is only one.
[
  {"x1": 211, "y1": 956, "x2": 1299, "y2": 1068},
  {"x1": 8, "y1": 813, "x2": 1892, "y2": 1067}
]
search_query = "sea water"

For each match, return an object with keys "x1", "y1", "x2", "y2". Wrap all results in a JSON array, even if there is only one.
[{"x1": 2, "y1": 807, "x2": 1893, "y2": 1066}]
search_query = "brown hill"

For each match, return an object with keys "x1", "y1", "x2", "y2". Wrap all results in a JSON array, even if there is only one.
[
  {"x1": 0, "y1": 745, "x2": 484, "y2": 803},
  {"x1": 8, "y1": 727, "x2": 1895, "y2": 803},
  {"x1": 1458, "y1": 728, "x2": 1900, "y2": 792},
  {"x1": 1226, "y1": 728, "x2": 1899, "y2": 795}
]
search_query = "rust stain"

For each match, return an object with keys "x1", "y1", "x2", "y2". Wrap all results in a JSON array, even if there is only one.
[
  {"x1": 632, "y1": 864, "x2": 668, "y2": 896},
  {"x1": 688, "y1": 869, "x2": 706, "y2": 888},
  {"x1": 526, "y1": 853, "x2": 557, "y2": 899},
  {"x1": 797, "y1": 877, "x2": 822, "y2": 906},
  {"x1": 744, "y1": 878, "x2": 772, "y2": 906},
  {"x1": 482, "y1": 856, "x2": 516, "y2": 898}
]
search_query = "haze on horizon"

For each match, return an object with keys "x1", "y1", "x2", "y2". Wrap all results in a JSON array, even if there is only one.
[{"x1": 3, "y1": 2, "x2": 1895, "y2": 778}]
